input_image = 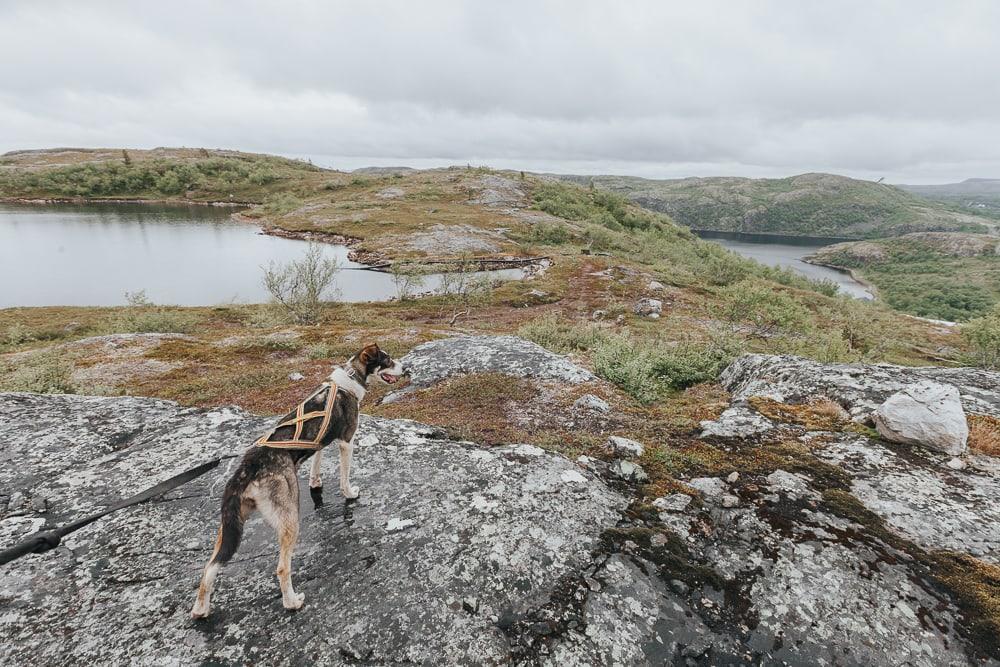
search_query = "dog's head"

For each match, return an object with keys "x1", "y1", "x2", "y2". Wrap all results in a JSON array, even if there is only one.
[{"x1": 352, "y1": 343, "x2": 404, "y2": 385}]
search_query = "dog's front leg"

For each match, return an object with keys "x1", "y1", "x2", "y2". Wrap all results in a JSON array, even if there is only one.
[
  {"x1": 309, "y1": 450, "x2": 323, "y2": 489},
  {"x1": 338, "y1": 439, "x2": 359, "y2": 499}
]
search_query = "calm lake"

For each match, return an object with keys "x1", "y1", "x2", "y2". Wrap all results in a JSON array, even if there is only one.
[
  {"x1": 0, "y1": 203, "x2": 523, "y2": 307},
  {"x1": 694, "y1": 230, "x2": 873, "y2": 299}
]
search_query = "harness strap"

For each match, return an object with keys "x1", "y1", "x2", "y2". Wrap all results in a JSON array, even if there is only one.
[{"x1": 256, "y1": 381, "x2": 339, "y2": 451}]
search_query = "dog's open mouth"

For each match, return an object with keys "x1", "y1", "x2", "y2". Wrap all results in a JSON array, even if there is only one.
[{"x1": 380, "y1": 372, "x2": 401, "y2": 384}]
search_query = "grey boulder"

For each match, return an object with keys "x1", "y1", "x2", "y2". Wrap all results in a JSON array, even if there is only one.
[{"x1": 874, "y1": 381, "x2": 969, "y2": 455}]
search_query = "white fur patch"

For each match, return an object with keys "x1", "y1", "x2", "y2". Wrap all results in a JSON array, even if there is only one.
[{"x1": 330, "y1": 367, "x2": 366, "y2": 401}]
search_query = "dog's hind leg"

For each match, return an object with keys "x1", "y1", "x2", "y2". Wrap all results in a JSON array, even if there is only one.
[
  {"x1": 338, "y1": 439, "x2": 359, "y2": 499},
  {"x1": 257, "y1": 476, "x2": 305, "y2": 610},
  {"x1": 191, "y1": 496, "x2": 253, "y2": 619},
  {"x1": 308, "y1": 450, "x2": 323, "y2": 489},
  {"x1": 190, "y1": 527, "x2": 224, "y2": 618}
]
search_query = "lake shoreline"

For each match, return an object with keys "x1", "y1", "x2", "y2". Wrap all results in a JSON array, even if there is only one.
[
  {"x1": 692, "y1": 229, "x2": 874, "y2": 299},
  {"x1": 800, "y1": 256, "x2": 880, "y2": 300},
  {"x1": 0, "y1": 196, "x2": 252, "y2": 207}
]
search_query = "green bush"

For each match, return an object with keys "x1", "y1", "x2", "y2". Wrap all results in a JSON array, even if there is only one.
[
  {"x1": 962, "y1": 307, "x2": 1000, "y2": 369},
  {"x1": 649, "y1": 337, "x2": 742, "y2": 390},
  {"x1": 263, "y1": 192, "x2": 304, "y2": 216},
  {"x1": 4, "y1": 323, "x2": 33, "y2": 348},
  {"x1": 306, "y1": 343, "x2": 334, "y2": 360},
  {"x1": 591, "y1": 333, "x2": 742, "y2": 404},
  {"x1": 717, "y1": 280, "x2": 812, "y2": 338},
  {"x1": 518, "y1": 222, "x2": 573, "y2": 245},
  {"x1": 0, "y1": 157, "x2": 294, "y2": 199},
  {"x1": 532, "y1": 181, "x2": 665, "y2": 233},
  {"x1": 593, "y1": 336, "x2": 667, "y2": 405}
]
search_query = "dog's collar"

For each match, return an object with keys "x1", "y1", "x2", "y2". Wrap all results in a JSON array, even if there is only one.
[{"x1": 330, "y1": 365, "x2": 366, "y2": 401}]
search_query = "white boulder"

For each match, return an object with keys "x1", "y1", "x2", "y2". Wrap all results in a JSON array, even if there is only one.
[{"x1": 873, "y1": 381, "x2": 968, "y2": 455}]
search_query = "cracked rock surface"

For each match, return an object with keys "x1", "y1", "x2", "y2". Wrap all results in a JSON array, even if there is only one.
[
  {"x1": 0, "y1": 392, "x2": 623, "y2": 665},
  {"x1": 552, "y1": 474, "x2": 986, "y2": 666}
]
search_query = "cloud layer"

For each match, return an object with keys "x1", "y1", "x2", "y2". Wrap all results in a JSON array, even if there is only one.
[{"x1": 2, "y1": 1, "x2": 998, "y2": 182}]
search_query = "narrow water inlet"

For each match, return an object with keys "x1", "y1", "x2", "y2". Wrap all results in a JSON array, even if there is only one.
[{"x1": 693, "y1": 230, "x2": 875, "y2": 299}]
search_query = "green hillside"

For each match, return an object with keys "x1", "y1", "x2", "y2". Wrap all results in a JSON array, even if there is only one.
[
  {"x1": 559, "y1": 172, "x2": 995, "y2": 239},
  {"x1": 810, "y1": 232, "x2": 1000, "y2": 321}
]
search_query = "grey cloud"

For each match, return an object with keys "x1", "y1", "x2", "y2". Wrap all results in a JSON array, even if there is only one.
[{"x1": 1, "y1": 0, "x2": 998, "y2": 182}]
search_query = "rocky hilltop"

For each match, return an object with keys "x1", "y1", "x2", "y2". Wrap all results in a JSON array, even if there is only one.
[{"x1": 2, "y1": 337, "x2": 999, "y2": 665}]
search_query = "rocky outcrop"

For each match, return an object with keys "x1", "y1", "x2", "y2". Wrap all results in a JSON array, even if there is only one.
[
  {"x1": 874, "y1": 381, "x2": 969, "y2": 455},
  {"x1": 555, "y1": 472, "x2": 981, "y2": 666},
  {"x1": 704, "y1": 353, "x2": 1000, "y2": 565},
  {"x1": 719, "y1": 353, "x2": 1000, "y2": 420},
  {"x1": 399, "y1": 335, "x2": 597, "y2": 389},
  {"x1": 818, "y1": 437, "x2": 1000, "y2": 562},
  {"x1": 0, "y1": 392, "x2": 623, "y2": 665}
]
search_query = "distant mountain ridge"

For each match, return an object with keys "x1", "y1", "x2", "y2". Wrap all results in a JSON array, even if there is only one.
[
  {"x1": 897, "y1": 178, "x2": 1000, "y2": 218},
  {"x1": 555, "y1": 172, "x2": 996, "y2": 239}
]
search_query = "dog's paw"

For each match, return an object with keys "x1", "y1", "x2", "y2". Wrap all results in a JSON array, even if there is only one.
[
  {"x1": 342, "y1": 485, "x2": 360, "y2": 499},
  {"x1": 190, "y1": 601, "x2": 211, "y2": 619},
  {"x1": 283, "y1": 591, "x2": 305, "y2": 610},
  {"x1": 309, "y1": 476, "x2": 322, "y2": 489}
]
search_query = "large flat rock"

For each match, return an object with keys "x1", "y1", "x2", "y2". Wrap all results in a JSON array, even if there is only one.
[
  {"x1": 400, "y1": 335, "x2": 597, "y2": 389},
  {"x1": 0, "y1": 393, "x2": 624, "y2": 665}
]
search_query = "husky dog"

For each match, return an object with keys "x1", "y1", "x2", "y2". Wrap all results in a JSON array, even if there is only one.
[{"x1": 190, "y1": 343, "x2": 404, "y2": 618}]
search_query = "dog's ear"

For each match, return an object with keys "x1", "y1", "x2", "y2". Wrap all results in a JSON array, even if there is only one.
[{"x1": 359, "y1": 343, "x2": 381, "y2": 367}]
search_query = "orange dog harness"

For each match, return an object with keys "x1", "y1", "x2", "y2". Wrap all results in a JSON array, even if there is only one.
[{"x1": 255, "y1": 381, "x2": 339, "y2": 451}]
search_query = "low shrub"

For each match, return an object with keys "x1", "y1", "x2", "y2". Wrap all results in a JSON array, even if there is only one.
[
  {"x1": 717, "y1": 280, "x2": 812, "y2": 338},
  {"x1": 518, "y1": 314, "x2": 610, "y2": 354},
  {"x1": 592, "y1": 336, "x2": 667, "y2": 405},
  {"x1": 649, "y1": 337, "x2": 742, "y2": 390},
  {"x1": 262, "y1": 244, "x2": 340, "y2": 324},
  {"x1": 0, "y1": 352, "x2": 75, "y2": 394},
  {"x1": 592, "y1": 333, "x2": 742, "y2": 404},
  {"x1": 518, "y1": 222, "x2": 573, "y2": 245},
  {"x1": 263, "y1": 192, "x2": 304, "y2": 216},
  {"x1": 390, "y1": 261, "x2": 431, "y2": 301},
  {"x1": 306, "y1": 343, "x2": 333, "y2": 360},
  {"x1": 104, "y1": 291, "x2": 199, "y2": 333}
]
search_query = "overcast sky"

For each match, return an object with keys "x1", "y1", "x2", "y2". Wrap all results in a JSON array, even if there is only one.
[{"x1": 1, "y1": 1, "x2": 997, "y2": 183}]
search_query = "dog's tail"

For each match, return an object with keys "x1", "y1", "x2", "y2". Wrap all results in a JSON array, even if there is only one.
[{"x1": 211, "y1": 486, "x2": 246, "y2": 565}]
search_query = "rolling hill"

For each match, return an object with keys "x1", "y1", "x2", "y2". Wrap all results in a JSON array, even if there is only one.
[{"x1": 557, "y1": 172, "x2": 996, "y2": 239}]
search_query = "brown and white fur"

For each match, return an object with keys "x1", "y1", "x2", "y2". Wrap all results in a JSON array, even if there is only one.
[{"x1": 190, "y1": 343, "x2": 404, "y2": 618}]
